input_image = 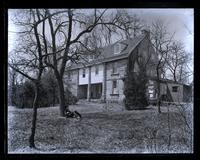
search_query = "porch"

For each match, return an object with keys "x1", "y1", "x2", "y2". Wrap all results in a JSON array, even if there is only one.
[{"x1": 78, "y1": 83, "x2": 102, "y2": 100}]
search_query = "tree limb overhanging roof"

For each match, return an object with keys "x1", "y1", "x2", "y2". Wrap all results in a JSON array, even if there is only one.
[{"x1": 68, "y1": 34, "x2": 146, "y2": 70}]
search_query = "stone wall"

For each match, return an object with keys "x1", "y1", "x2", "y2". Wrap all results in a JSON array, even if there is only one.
[
  {"x1": 137, "y1": 36, "x2": 157, "y2": 77},
  {"x1": 105, "y1": 59, "x2": 127, "y2": 102}
]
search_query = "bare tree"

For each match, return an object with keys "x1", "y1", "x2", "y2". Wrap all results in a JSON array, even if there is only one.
[
  {"x1": 34, "y1": 9, "x2": 131, "y2": 116},
  {"x1": 9, "y1": 9, "x2": 131, "y2": 117},
  {"x1": 91, "y1": 10, "x2": 144, "y2": 46},
  {"x1": 150, "y1": 19, "x2": 175, "y2": 113},
  {"x1": 116, "y1": 10, "x2": 144, "y2": 39},
  {"x1": 8, "y1": 9, "x2": 47, "y2": 148},
  {"x1": 166, "y1": 41, "x2": 192, "y2": 83},
  {"x1": 101, "y1": 10, "x2": 144, "y2": 45}
]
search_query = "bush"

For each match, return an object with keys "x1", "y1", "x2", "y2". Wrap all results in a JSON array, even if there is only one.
[
  {"x1": 10, "y1": 73, "x2": 78, "y2": 108},
  {"x1": 11, "y1": 81, "x2": 35, "y2": 108},
  {"x1": 41, "y1": 72, "x2": 59, "y2": 106},
  {"x1": 124, "y1": 70, "x2": 148, "y2": 110}
]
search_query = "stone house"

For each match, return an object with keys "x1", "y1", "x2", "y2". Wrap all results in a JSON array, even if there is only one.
[
  {"x1": 64, "y1": 30, "x2": 191, "y2": 103},
  {"x1": 64, "y1": 30, "x2": 158, "y2": 103}
]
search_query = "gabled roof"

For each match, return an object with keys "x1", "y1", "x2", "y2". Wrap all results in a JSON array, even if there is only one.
[{"x1": 69, "y1": 34, "x2": 146, "y2": 70}]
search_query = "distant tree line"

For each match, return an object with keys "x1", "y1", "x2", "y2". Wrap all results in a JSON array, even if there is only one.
[{"x1": 8, "y1": 71, "x2": 78, "y2": 108}]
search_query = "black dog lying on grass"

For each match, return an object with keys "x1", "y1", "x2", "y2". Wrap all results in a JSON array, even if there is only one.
[{"x1": 64, "y1": 108, "x2": 82, "y2": 119}]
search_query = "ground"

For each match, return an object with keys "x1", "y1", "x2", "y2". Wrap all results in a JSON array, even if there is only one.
[{"x1": 8, "y1": 100, "x2": 193, "y2": 153}]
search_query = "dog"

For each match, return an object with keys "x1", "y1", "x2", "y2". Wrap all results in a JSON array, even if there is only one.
[{"x1": 64, "y1": 109, "x2": 82, "y2": 119}]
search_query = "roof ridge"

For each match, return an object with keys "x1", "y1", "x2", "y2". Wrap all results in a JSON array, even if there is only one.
[{"x1": 69, "y1": 34, "x2": 146, "y2": 70}]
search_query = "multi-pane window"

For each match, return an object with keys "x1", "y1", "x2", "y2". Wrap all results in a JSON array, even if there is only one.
[
  {"x1": 172, "y1": 86, "x2": 178, "y2": 92},
  {"x1": 82, "y1": 68, "x2": 86, "y2": 78},
  {"x1": 148, "y1": 84, "x2": 155, "y2": 99},
  {"x1": 95, "y1": 65, "x2": 99, "y2": 75},
  {"x1": 112, "y1": 80, "x2": 118, "y2": 94},
  {"x1": 113, "y1": 80, "x2": 117, "y2": 88},
  {"x1": 149, "y1": 89, "x2": 154, "y2": 98},
  {"x1": 112, "y1": 62, "x2": 117, "y2": 73}
]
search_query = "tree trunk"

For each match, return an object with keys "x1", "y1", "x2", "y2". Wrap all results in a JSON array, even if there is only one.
[
  {"x1": 56, "y1": 76, "x2": 68, "y2": 117},
  {"x1": 167, "y1": 104, "x2": 171, "y2": 151},
  {"x1": 29, "y1": 82, "x2": 39, "y2": 148},
  {"x1": 53, "y1": 86, "x2": 55, "y2": 106},
  {"x1": 157, "y1": 82, "x2": 161, "y2": 113},
  {"x1": 173, "y1": 72, "x2": 177, "y2": 82},
  {"x1": 156, "y1": 69, "x2": 161, "y2": 113}
]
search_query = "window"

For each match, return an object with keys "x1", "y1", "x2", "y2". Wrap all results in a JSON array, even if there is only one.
[
  {"x1": 172, "y1": 86, "x2": 178, "y2": 92},
  {"x1": 111, "y1": 80, "x2": 119, "y2": 96},
  {"x1": 114, "y1": 43, "x2": 120, "y2": 54},
  {"x1": 133, "y1": 61, "x2": 139, "y2": 73},
  {"x1": 148, "y1": 86, "x2": 154, "y2": 90},
  {"x1": 149, "y1": 88, "x2": 154, "y2": 98},
  {"x1": 149, "y1": 93, "x2": 154, "y2": 98},
  {"x1": 113, "y1": 80, "x2": 117, "y2": 89},
  {"x1": 149, "y1": 90, "x2": 154, "y2": 94},
  {"x1": 82, "y1": 68, "x2": 86, "y2": 78},
  {"x1": 112, "y1": 62, "x2": 117, "y2": 74},
  {"x1": 138, "y1": 55, "x2": 142, "y2": 64},
  {"x1": 95, "y1": 65, "x2": 99, "y2": 75}
]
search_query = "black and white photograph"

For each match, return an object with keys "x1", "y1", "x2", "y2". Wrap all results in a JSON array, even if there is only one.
[{"x1": 7, "y1": 8, "x2": 193, "y2": 154}]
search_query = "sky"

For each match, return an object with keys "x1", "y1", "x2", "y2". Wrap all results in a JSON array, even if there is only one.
[
  {"x1": 8, "y1": 9, "x2": 194, "y2": 52},
  {"x1": 128, "y1": 9, "x2": 194, "y2": 53},
  {"x1": 133, "y1": 9, "x2": 194, "y2": 82}
]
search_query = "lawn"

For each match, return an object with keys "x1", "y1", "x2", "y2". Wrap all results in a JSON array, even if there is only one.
[{"x1": 7, "y1": 100, "x2": 193, "y2": 153}]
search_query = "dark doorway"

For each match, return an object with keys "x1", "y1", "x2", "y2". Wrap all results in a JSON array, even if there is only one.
[
  {"x1": 78, "y1": 83, "x2": 102, "y2": 99},
  {"x1": 91, "y1": 83, "x2": 102, "y2": 99},
  {"x1": 78, "y1": 85, "x2": 87, "y2": 99}
]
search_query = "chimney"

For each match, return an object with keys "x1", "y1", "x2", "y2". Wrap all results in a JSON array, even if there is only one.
[{"x1": 141, "y1": 28, "x2": 150, "y2": 38}]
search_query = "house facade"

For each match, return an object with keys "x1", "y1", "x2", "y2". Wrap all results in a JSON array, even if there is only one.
[
  {"x1": 64, "y1": 30, "x2": 192, "y2": 104},
  {"x1": 64, "y1": 30, "x2": 158, "y2": 103}
]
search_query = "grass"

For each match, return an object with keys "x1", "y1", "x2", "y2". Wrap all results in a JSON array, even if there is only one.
[{"x1": 7, "y1": 101, "x2": 193, "y2": 153}]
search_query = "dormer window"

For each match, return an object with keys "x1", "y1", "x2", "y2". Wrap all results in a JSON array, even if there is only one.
[
  {"x1": 114, "y1": 43, "x2": 121, "y2": 54},
  {"x1": 114, "y1": 42, "x2": 127, "y2": 54},
  {"x1": 89, "y1": 54, "x2": 99, "y2": 61}
]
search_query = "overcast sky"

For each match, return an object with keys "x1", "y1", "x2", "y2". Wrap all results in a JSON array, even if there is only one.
[
  {"x1": 8, "y1": 9, "x2": 193, "y2": 52},
  {"x1": 128, "y1": 9, "x2": 194, "y2": 53},
  {"x1": 132, "y1": 9, "x2": 194, "y2": 80}
]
